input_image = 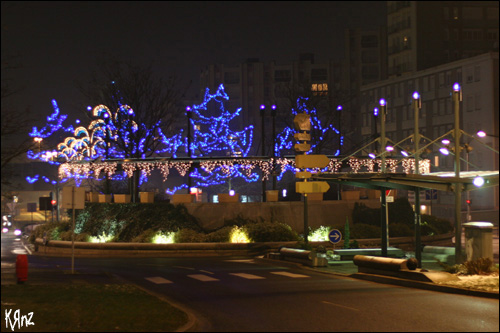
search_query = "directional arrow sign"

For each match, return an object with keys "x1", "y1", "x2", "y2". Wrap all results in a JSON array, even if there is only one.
[
  {"x1": 294, "y1": 143, "x2": 311, "y2": 152},
  {"x1": 295, "y1": 171, "x2": 312, "y2": 179},
  {"x1": 296, "y1": 181, "x2": 330, "y2": 193},
  {"x1": 296, "y1": 154, "x2": 330, "y2": 169},
  {"x1": 328, "y1": 229, "x2": 342, "y2": 244},
  {"x1": 293, "y1": 113, "x2": 311, "y2": 131}
]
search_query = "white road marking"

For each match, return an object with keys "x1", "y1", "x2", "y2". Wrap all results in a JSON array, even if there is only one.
[
  {"x1": 224, "y1": 259, "x2": 255, "y2": 263},
  {"x1": 173, "y1": 266, "x2": 196, "y2": 270},
  {"x1": 145, "y1": 277, "x2": 173, "y2": 284},
  {"x1": 322, "y1": 301, "x2": 360, "y2": 311},
  {"x1": 188, "y1": 274, "x2": 219, "y2": 282},
  {"x1": 230, "y1": 273, "x2": 265, "y2": 280},
  {"x1": 199, "y1": 270, "x2": 215, "y2": 275},
  {"x1": 271, "y1": 271, "x2": 310, "y2": 278}
]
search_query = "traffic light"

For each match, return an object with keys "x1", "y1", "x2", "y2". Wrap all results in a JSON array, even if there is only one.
[
  {"x1": 466, "y1": 199, "x2": 471, "y2": 205},
  {"x1": 293, "y1": 113, "x2": 311, "y2": 153}
]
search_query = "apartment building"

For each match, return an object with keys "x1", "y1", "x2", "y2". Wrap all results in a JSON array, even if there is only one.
[{"x1": 358, "y1": 52, "x2": 499, "y2": 212}]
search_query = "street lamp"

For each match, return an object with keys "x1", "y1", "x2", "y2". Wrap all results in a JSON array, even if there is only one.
[
  {"x1": 413, "y1": 91, "x2": 423, "y2": 267},
  {"x1": 452, "y1": 82, "x2": 463, "y2": 264},
  {"x1": 186, "y1": 106, "x2": 192, "y2": 189}
]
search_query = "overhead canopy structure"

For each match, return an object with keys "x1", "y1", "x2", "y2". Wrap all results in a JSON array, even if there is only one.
[{"x1": 312, "y1": 170, "x2": 499, "y2": 192}]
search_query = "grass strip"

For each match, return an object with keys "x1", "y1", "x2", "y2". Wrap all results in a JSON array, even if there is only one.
[{"x1": 1, "y1": 284, "x2": 188, "y2": 332}]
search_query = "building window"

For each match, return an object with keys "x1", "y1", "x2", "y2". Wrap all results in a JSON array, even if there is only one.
[
  {"x1": 274, "y1": 70, "x2": 291, "y2": 82},
  {"x1": 474, "y1": 66, "x2": 481, "y2": 82},
  {"x1": 311, "y1": 68, "x2": 327, "y2": 81},
  {"x1": 311, "y1": 83, "x2": 328, "y2": 96},
  {"x1": 224, "y1": 72, "x2": 240, "y2": 84}
]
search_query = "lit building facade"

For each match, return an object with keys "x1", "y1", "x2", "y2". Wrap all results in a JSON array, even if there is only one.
[{"x1": 358, "y1": 52, "x2": 499, "y2": 215}]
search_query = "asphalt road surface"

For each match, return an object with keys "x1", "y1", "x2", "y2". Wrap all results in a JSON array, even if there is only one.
[{"x1": 22, "y1": 255, "x2": 500, "y2": 332}]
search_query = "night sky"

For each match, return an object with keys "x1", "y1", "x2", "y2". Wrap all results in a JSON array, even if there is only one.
[{"x1": 2, "y1": 1, "x2": 386, "y2": 121}]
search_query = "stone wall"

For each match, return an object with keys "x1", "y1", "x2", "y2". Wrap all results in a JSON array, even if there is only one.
[{"x1": 181, "y1": 200, "x2": 382, "y2": 232}]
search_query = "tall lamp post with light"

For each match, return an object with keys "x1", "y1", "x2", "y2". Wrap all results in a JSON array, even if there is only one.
[
  {"x1": 378, "y1": 98, "x2": 389, "y2": 256},
  {"x1": 412, "y1": 91, "x2": 423, "y2": 267},
  {"x1": 452, "y1": 83, "x2": 463, "y2": 264}
]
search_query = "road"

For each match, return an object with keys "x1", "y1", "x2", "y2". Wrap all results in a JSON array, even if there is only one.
[
  {"x1": 19, "y1": 254, "x2": 499, "y2": 332},
  {"x1": 2, "y1": 216, "x2": 499, "y2": 332}
]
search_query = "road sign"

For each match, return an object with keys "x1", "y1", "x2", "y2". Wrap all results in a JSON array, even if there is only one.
[
  {"x1": 293, "y1": 113, "x2": 311, "y2": 131},
  {"x1": 295, "y1": 171, "x2": 312, "y2": 179},
  {"x1": 293, "y1": 132, "x2": 311, "y2": 141},
  {"x1": 296, "y1": 181, "x2": 330, "y2": 193},
  {"x1": 27, "y1": 203, "x2": 37, "y2": 213},
  {"x1": 426, "y1": 189, "x2": 438, "y2": 200},
  {"x1": 294, "y1": 143, "x2": 311, "y2": 152},
  {"x1": 62, "y1": 187, "x2": 86, "y2": 209},
  {"x1": 296, "y1": 154, "x2": 330, "y2": 169},
  {"x1": 328, "y1": 229, "x2": 342, "y2": 244}
]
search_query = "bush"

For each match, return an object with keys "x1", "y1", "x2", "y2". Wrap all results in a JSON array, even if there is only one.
[
  {"x1": 244, "y1": 222, "x2": 299, "y2": 242},
  {"x1": 205, "y1": 226, "x2": 232, "y2": 243},
  {"x1": 132, "y1": 229, "x2": 157, "y2": 243},
  {"x1": 76, "y1": 202, "x2": 202, "y2": 242},
  {"x1": 174, "y1": 229, "x2": 205, "y2": 243},
  {"x1": 389, "y1": 223, "x2": 413, "y2": 237},
  {"x1": 463, "y1": 257, "x2": 498, "y2": 275},
  {"x1": 352, "y1": 202, "x2": 379, "y2": 226},
  {"x1": 350, "y1": 223, "x2": 380, "y2": 239},
  {"x1": 437, "y1": 257, "x2": 498, "y2": 275},
  {"x1": 421, "y1": 215, "x2": 453, "y2": 235},
  {"x1": 29, "y1": 222, "x2": 71, "y2": 243}
]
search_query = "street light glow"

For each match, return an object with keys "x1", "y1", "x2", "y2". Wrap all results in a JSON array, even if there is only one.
[
  {"x1": 453, "y1": 83, "x2": 460, "y2": 92},
  {"x1": 476, "y1": 131, "x2": 487, "y2": 138},
  {"x1": 368, "y1": 153, "x2": 376, "y2": 159},
  {"x1": 379, "y1": 98, "x2": 386, "y2": 106},
  {"x1": 473, "y1": 176, "x2": 485, "y2": 187},
  {"x1": 413, "y1": 91, "x2": 420, "y2": 100},
  {"x1": 439, "y1": 147, "x2": 450, "y2": 155},
  {"x1": 373, "y1": 108, "x2": 379, "y2": 117}
]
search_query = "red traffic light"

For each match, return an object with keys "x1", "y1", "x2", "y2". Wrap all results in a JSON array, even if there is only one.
[
  {"x1": 466, "y1": 199, "x2": 471, "y2": 205},
  {"x1": 51, "y1": 200, "x2": 57, "y2": 205}
]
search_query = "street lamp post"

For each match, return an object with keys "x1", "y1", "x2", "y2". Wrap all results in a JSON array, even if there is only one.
[
  {"x1": 260, "y1": 105, "x2": 266, "y2": 201},
  {"x1": 379, "y1": 98, "x2": 389, "y2": 257},
  {"x1": 413, "y1": 91, "x2": 422, "y2": 267},
  {"x1": 186, "y1": 106, "x2": 192, "y2": 190},
  {"x1": 453, "y1": 83, "x2": 463, "y2": 264},
  {"x1": 271, "y1": 105, "x2": 277, "y2": 190}
]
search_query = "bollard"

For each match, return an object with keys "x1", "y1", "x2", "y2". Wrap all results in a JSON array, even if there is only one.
[{"x1": 16, "y1": 254, "x2": 28, "y2": 284}]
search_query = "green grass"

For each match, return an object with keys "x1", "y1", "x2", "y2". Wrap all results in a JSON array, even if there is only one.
[{"x1": 1, "y1": 284, "x2": 188, "y2": 332}]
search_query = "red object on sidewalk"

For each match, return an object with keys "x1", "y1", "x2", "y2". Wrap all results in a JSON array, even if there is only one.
[{"x1": 16, "y1": 254, "x2": 28, "y2": 283}]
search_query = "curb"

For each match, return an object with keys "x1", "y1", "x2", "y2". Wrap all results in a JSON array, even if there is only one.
[
  {"x1": 258, "y1": 257, "x2": 499, "y2": 299},
  {"x1": 349, "y1": 272, "x2": 499, "y2": 299}
]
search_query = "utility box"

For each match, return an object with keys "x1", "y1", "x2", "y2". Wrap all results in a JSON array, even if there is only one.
[{"x1": 463, "y1": 222, "x2": 494, "y2": 261}]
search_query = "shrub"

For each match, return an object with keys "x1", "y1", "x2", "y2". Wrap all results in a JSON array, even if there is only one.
[
  {"x1": 205, "y1": 226, "x2": 232, "y2": 243},
  {"x1": 174, "y1": 228, "x2": 205, "y2": 243},
  {"x1": 389, "y1": 223, "x2": 413, "y2": 237},
  {"x1": 309, "y1": 225, "x2": 332, "y2": 242},
  {"x1": 388, "y1": 198, "x2": 414, "y2": 225},
  {"x1": 350, "y1": 223, "x2": 380, "y2": 239},
  {"x1": 29, "y1": 222, "x2": 71, "y2": 243},
  {"x1": 352, "y1": 202, "x2": 379, "y2": 226},
  {"x1": 421, "y1": 215, "x2": 453, "y2": 235},
  {"x1": 463, "y1": 257, "x2": 497, "y2": 275},
  {"x1": 244, "y1": 222, "x2": 299, "y2": 242},
  {"x1": 132, "y1": 229, "x2": 157, "y2": 243}
]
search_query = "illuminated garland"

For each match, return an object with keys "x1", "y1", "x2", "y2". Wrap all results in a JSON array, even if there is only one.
[{"x1": 275, "y1": 97, "x2": 343, "y2": 157}]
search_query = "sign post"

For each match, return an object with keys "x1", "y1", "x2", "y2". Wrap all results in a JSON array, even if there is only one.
[{"x1": 62, "y1": 187, "x2": 85, "y2": 274}]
